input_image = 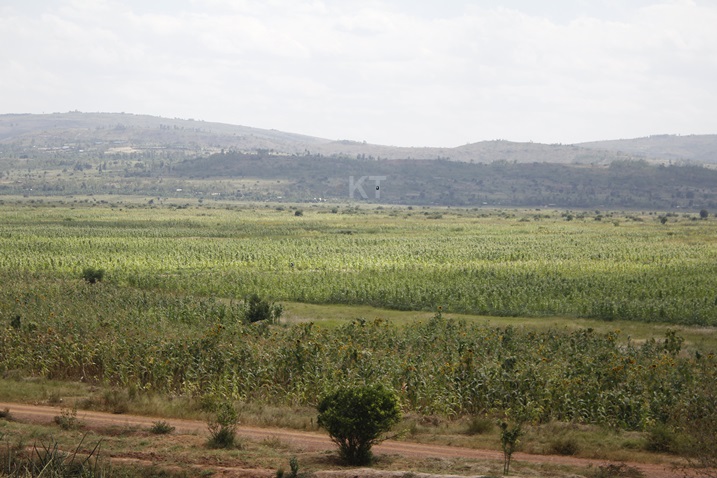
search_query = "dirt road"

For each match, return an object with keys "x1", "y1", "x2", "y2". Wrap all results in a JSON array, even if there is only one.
[{"x1": 0, "y1": 401, "x2": 682, "y2": 477}]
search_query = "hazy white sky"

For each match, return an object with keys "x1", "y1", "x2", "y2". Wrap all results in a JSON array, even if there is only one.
[{"x1": 1, "y1": 0, "x2": 716, "y2": 146}]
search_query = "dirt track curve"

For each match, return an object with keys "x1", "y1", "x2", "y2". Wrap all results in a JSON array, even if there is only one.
[{"x1": 0, "y1": 401, "x2": 683, "y2": 477}]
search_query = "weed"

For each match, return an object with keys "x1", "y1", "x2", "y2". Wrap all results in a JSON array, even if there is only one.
[
  {"x1": 549, "y1": 435, "x2": 580, "y2": 456},
  {"x1": 150, "y1": 420, "x2": 176, "y2": 435},
  {"x1": 103, "y1": 388, "x2": 130, "y2": 414},
  {"x1": 289, "y1": 456, "x2": 300, "y2": 477},
  {"x1": 207, "y1": 401, "x2": 238, "y2": 449},
  {"x1": 466, "y1": 416, "x2": 494, "y2": 435},
  {"x1": 1, "y1": 434, "x2": 108, "y2": 477},
  {"x1": 261, "y1": 435, "x2": 289, "y2": 449},
  {"x1": 54, "y1": 404, "x2": 79, "y2": 430},
  {"x1": 276, "y1": 457, "x2": 301, "y2": 478},
  {"x1": 47, "y1": 390, "x2": 63, "y2": 405},
  {"x1": 644, "y1": 423, "x2": 677, "y2": 453}
]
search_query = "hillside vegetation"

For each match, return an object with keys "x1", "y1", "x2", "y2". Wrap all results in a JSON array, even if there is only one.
[{"x1": 2, "y1": 112, "x2": 717, "y2": 209}]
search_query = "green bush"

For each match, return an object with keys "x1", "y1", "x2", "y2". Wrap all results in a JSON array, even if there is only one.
[
  {"x1": 150, "y1": 420, "x2": 175, "y2": 435},
  {"x1": 317, "y1": 384, "x2": 401, "y2": 465},
  {"x1": 500, "y1": 421, "x2": 523, "y2": 475},
  {"x1": 644, "y1": 424, "x2": 677, "y2": 453},
  {"x1": 207, "y1": 401, "x2": 239, "y2": 449},
  {"x1": 243, "y1": 294, "x2": 283, "y2": 324},
  {"x1": 53, "y1": 405, "x2": 79, "y2": 430},
  {"x1": 81, "y1": 267, "x2": 105, "y2": 284}
]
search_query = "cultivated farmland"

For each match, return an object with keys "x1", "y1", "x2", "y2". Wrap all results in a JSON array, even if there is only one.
[{"x1": 1, "y1": 200, "x2": 716, "y2": 476}]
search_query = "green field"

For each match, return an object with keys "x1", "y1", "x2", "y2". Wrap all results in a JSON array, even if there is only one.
[
  {"x1": 1, "y1": 200, "x2": 716, "y2": 437},
  {"x1": 2, "y1": 201, "x2": 716, "y2": 324}
]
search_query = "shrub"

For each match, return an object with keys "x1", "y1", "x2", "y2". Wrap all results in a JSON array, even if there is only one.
[
  {"x1": 466, "y1": 416, "x2": 494, "y2": 435},
  {"x1": 644, "y1": 423, "x2": 677, "y2": 453},
  {"x1": 150, "y1": 420, "x2": 175, "y2": 435},
  {"x1": 81, "y1": 267, "x2": 105, "y2": 284},
  {"x1": 276, "y1": 457, "x2": 300, "y2": 478},
  {"x1": 500, "y1": 421, "x2": 523, "y2": 475},
  {"x1": 549, "y1": 435, "x2": 580, "y2": 456},
  {"x1": 317, "y1": 384, "x2": 401, "y2": 465},
  {"x1": 207, "y1": 401, "x2": 239, "y2": 449},
  {"x1": 243, "y1": 294, "x2": 283, "y2": 324},
  {"x1": 677, "y1": 395, "x2": 717, "y2": 475},
  {"x1": 54, "y1": 405, "x2": 79, "y2": 430},
  {"x1": 103, "y1": 388, "x2": 129, "y2": 414}
]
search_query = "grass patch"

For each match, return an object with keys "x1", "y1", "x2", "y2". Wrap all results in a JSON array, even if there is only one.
[
  {"x1": 0, "y1": 378, "x2": 93, "y2": 404},
  {"x1": 549, "y1": 435, "x2": 581, "y2": 456},
  {"x1": 643, "y1": 424, "x2": 679, "y2": 454},
  {"x1": 465, "y1": 416, "x2": 495, "y2": 435}
]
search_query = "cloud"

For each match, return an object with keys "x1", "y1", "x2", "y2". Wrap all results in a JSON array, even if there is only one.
[{"x1": 0, "y1": 0, "x2": 715, "y2": 146}]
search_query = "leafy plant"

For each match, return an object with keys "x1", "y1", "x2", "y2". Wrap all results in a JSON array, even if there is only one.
[
  {"x1": 675, "y1": 379, "x2": 717, "y2": 476},
  {"x1": 243, "y1": 294, "x2": 283, "y2": 324},
  {"x1": 207, "y1": 401, "x2": 239, "y2": 449},
  {"x1": 276, "y1": 457, "x2": 300, "y2": 478},
  {"x1": 54, "y1": 404, "x2": 79, "y2": 430},
  {"x1": 500, "y1": 420, "x2": 522, "y2": 475},
  {"x1": 549, "y1": 435, "x2": 580, "y2": 456},
  {"x1": 81, "y1": 266, "x2": 105, "y2": 284},
  {"x1": 317, "y1": 384, "x2": 401, "y2": 465},
  {"x1": 150, "y1": 420, "x2": 176, "y2": 435},
  {"x1": 3, "y1": 435, "x2": 108, "y2": 477},
  {"x1": 103, "y1": 388, "x2": 129, "y2": 414},
  {"x1": 643, "y1": 424, "x2": 677, "y2": 453},
  {"x1": 466, "y1": 416, "x2": 494, "y2": 435}
]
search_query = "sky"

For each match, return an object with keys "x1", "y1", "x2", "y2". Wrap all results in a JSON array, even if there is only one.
[{"x1": 1, "y1": 0, "x2": 716, "y2": 147}]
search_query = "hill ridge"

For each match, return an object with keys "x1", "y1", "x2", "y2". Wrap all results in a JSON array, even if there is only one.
[{"x1": 2, "y1": 111, "x2": 715, "y2": 164}]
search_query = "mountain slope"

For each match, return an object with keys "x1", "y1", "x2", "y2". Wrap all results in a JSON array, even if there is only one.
[
  {"x1": 2, "y1": 112, "x2": 717, "y2": 210},
  {"x1": 579, "y1": 134, "x2": 717, "y2": 163},
  {"x1": 0, "y1": 112, "x2": 647, "y2": 164}
]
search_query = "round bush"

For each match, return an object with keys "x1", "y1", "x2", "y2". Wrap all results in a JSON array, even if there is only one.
[{"x1": 317, "y1": 384, "x2": 401, "y2": 465}]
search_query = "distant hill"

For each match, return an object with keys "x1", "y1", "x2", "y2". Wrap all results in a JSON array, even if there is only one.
[
  {"x1": 579, "y1": 135, "x2": 717, "y2": 164},
  {"x1": 0, "y1": 111, "x2": 665, "y2": 164},
  {"x1": 0, "y1": 112, "x2": 329, "y2": 155},
  {"x1": 2, "y1": 112, "x2": 717, "y2": 210}
]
